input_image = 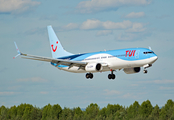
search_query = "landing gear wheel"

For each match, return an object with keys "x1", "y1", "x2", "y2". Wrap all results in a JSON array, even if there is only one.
[
  {"x1": 108, "y1": 74, "x2": 116, "y2": 79},
  {"x1": 112, "y1": 74, "x2": 116, "y2": 79},
  {"x1": 86, "y1": 73, "x2": 90, "y2": 79},
  {"x1": 90, "y1": 73, "x2": 93, "y2": 79},
  {"x1": 86, "y1": 73, "x2": 93, "y2": 79},
  {"x1": 143, "y1": 70, "x2": 148, "y2": 74},
  {"x1": 108, "y1": 74, "x2": 112, "y2": 79}
]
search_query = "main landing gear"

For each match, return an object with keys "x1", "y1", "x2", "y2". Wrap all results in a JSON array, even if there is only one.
[
  {"x1": 108, "y1": 70, "x2": 116, "y2": 80},
  {"x1": 86, "y1": 73, "x2": 93, "y2": 79},
  {"x1": 85, "y1": 70, "x2": 116, "y2": 80}
]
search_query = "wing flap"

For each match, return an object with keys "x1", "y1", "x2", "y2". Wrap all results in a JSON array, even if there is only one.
[{"x1": 21, "y1": 57, "x2": 52, "y2": 62}]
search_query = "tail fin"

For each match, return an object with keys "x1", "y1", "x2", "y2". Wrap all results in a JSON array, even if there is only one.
[{"x1": 47, "y1": 26, "x2": 73, "y2": 58}]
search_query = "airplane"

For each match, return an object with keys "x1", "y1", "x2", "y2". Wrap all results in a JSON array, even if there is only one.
[{"x1": 14, "y1": 25, "x2": 158, "y2": 80}]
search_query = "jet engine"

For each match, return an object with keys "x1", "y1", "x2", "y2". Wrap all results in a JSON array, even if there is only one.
[
  {"x1": 124, "y1": 67, "x2": 141, "y2": 74},
  {"x1": 85, "y1": 63, "x2": 103, "y2": 72}
]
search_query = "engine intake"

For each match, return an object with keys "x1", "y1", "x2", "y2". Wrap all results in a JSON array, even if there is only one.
[
  {"x1": 85, "y1": 63, "x2": 103, "y2": 72},
  {"x1": 124, "y1": 67, "x2": 141, "y2": 74}
]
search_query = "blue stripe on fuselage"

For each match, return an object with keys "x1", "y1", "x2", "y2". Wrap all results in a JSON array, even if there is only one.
[
  {"x1": 66, "y1": 48, "x2": 157, "y2": 61},
  {"x1": 51, "y1": 48, "x2": 157, "y2": 67},
  {"x1": 58, "y1": 53, "x2": 86, "y2": 60}
]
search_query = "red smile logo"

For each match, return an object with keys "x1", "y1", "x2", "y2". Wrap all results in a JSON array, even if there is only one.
[{"x1": 51, "y1": 41, "x2": 58, "y2": 52}]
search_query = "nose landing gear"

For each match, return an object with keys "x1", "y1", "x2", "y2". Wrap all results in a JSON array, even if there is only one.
[
  {"x1": 143, "y1": 64, "x2": 152, "y2": 74},
  {"x1": 143, "y1": 70, "x2": 148, "y2": 73}
]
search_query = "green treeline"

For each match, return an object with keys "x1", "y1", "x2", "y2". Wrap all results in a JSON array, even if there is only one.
[{"x1": 0, "y1": 99, "x2": 174, "y2": 120}]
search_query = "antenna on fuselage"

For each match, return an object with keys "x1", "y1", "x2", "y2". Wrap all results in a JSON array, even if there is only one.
[{"x1": 149, "y1": 46, "x2": 152, "y2": 50}]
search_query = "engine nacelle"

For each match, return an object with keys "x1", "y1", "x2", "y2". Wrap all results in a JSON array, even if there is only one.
[
  {"x1": 85, "y1": 63, "x2": 103, "y2": 72},
  {"x1": 124, "y1": 67, "x2": 141, "y2": 74}
]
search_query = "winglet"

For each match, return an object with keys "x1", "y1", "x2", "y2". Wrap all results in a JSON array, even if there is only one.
[{"x1": 13, "y1": 42, "x2": 21, "y2": 59}]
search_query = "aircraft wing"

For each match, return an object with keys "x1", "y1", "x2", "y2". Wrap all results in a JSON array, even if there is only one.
[
  {"x1": 20, "y1": 53, "x2": 87, "y2": 69},
  {"x1": 13, "y1": 42, "x2": 107, "y2": 70}
]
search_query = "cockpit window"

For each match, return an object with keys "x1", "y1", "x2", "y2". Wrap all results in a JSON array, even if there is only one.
[{"x1": 143, "y1": 51, "x2": 154, "y2": 54}]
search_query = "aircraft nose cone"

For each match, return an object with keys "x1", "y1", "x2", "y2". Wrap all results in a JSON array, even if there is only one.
[
  {"x1": 154, "y1": 56, "x2": 158, "y2": 60},
  {"x1": 153, "y1": 56, "x2": 158, "y2": 62}
]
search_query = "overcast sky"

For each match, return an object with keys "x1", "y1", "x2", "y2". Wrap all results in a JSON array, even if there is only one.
[{"x1": 0, "y1": 0, "x2": 174, "y2": 108}]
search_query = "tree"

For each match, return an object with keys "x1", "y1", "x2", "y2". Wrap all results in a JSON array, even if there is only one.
[
  {"x1": 164, "y1": 99, "x2": 174, "y2": 119},
  {"x1": 51, "y1": 104, "x2": 62, "y2": 119},
  {"x1": 42, "y1": 103, "x2": 52, "y2": 120},
  {"x1": 60, "y1": 107, "x2": 73, "y2": 120},
  {"x1": 169, "y1": 109, "x2": 174, "y2": 120},
  {"x1": 16, "y1": 103, "x2": 29, "y2": 119},
  {"x1": 164, "y1": 99, "x2": 174, "y2": 110},
  {"x1": 115, "y1": 107, "x2": 127, "y2": 120},
  {"x1": 105, "y1": 104, "x2": 122, "y2": 117},
  {"x1": 140, "y1": 100, "x2": 153, "y2": 118},
  {"x1": 0, "y1": 105, "x2": 8, "y2": 120},
  {"x1": 22, "y1": 105, "x2": 33, "y2": 120},
  {"x1": 1, "y1": 99, "x2": 174, "y2": 120},
  {"x1": 85, "y1": 103, "x2": 100, "y2": 119},
  {"x1": 151, "y1": 104, "x2": 160, "y2": 119},
  {"x1": 7, "y1": 105, "x2": 17, "y2": 119},
  {"x1": 98, "y1": 107, "x2": 107, "y2": 118},
  {"x1": 159, "y1": 107, "x2": 167, "y2": 120},
  {"x1": 30, "y1": 106, "x2": 42, "y2": 120},
  {"x1": 73, "y1": 107, "x2": 83, "y2": 116},
  {"x1": 73, "y1": 106, "x2": 83, "y2": 120},
  {"x1": 73, "y1": 113, "x2": 81, "y2": 120},
  {"x1": 127, "y1": 101, "x2": 140, "y2": 119}
]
